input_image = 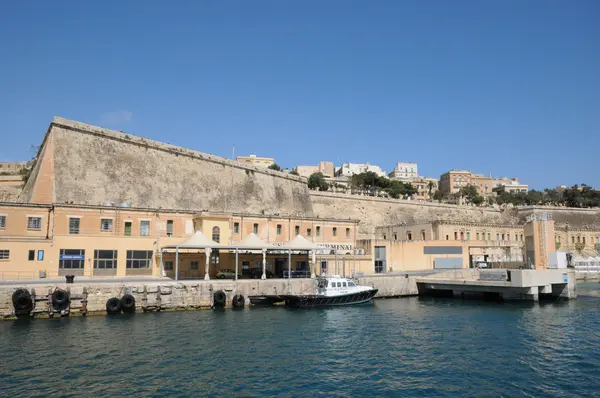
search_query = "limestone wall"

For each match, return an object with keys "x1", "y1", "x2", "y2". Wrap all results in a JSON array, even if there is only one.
[
  {"x1": 0, "y1": 279, "x2": 317, "y2": 318},
  {"x1": 310, "y1": 192, "x2": 522, "y2": 238},
  {"x1": 23, "y1": 118, "x2": 314, "y2": 217}
]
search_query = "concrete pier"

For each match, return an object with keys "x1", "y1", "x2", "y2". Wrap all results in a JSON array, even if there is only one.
[{"x1": 415, "y1": 269, "x2": 577, "y2": 301}]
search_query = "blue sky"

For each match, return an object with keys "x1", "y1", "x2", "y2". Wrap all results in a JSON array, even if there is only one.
[{"x1": 1, "y1": 1, "x2": 598, "y2": 189}]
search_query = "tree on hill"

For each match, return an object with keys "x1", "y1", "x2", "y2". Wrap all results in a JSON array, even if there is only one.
[
  {"x1": 459, "y1": 184, "x2": 484, "y2": 206},
  {"x1": 268, "y1": 163, "x2": 281, "y2": 171},
  {"x1": 308, "y1": 172, "x2": 329, "y2": 191}
]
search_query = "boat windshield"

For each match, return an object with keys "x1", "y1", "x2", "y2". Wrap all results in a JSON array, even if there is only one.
[
  {"x1": 348, "y1": 281, "x2": 356, "y2": 287},
  {"x1": 317, "y1": 280, "x2": 328, "y2": 288}
]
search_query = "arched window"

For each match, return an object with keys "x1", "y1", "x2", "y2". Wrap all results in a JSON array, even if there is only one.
[{"x1": 212, "y1": 226, "x2": 220, "y2": 243}]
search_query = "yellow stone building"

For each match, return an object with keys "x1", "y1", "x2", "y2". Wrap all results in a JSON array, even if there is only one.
[{"x1": 0, "y1": 203, "x2": 359, "y2": 280}]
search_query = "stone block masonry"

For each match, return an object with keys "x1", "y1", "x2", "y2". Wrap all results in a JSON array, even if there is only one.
[
  {"x1": 20, "y1": 117, "x2": 314, "y2": 217},
  {"x1": 0, "y1": 279, "x2": 318, "y2": 319},
  {"x1": 15, "y1": 117, "x2": 600, "y2": 239}
]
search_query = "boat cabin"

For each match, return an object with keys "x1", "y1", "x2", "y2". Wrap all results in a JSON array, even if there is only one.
[{"x1": 316, "y1": 275, "x2": 371, "y2": 296}]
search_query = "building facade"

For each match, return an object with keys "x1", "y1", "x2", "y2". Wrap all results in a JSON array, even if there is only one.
[
  {"x1": 439, "y1": 170, "x2": 472, "y2": 194},
  {"x1": 294, "y1": 161, "x2": 335, "y2": 178},
  {"x1": 388, "y1": 162, "x2": 418, "y2": 181},
  {"x1": 236, "y1": 154, "x2": 275, "y2": 168},
  {"x1": 0, "y1": 203, "x2": 358, "y2": 280},
  {"x1": 335, "y1": 163, "x2": 386, "y2": 178},
  {"x1": 412, "y1": 177, "x2": 438, "y2": 201},
  {"x1": 440, "y1": 170, "x2": 528, "y2": 196}
]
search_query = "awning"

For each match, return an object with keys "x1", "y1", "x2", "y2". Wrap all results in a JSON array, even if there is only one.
[
  {"x1": 281, "y1": 234, "x2": 320, "y2": 251},
  {"x1": 161, "y1": 230, "x2": 221, "y2": 249}
]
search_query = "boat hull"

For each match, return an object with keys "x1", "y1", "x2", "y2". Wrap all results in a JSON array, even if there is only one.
[{"x1": 280, "y1": 289, "x2": 378, "y2": 308}]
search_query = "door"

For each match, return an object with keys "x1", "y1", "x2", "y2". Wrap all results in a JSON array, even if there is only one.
[
  {"x1": 275, "y1": 258, "x2": 285, "y2": 278},
  {"x1": 374, "y1": 246, "x2": 386, "y2": 273}
]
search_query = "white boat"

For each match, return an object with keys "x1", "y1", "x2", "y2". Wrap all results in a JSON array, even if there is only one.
[{"x1": 279, "y1": 275, "x2": 378, "y2": 307}]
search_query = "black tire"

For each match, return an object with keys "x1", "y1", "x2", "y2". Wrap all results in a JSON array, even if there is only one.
[
  {"x1": 52, "y1": 289, "x2": 70, "y2": 311},
  {"x1": 120, "y1": 294, "x2": 136, "y2": 313},
  {"x1": 213, "y1": 290, "x2": 226, "y2": 308},
  {"x1": 232, "y1": 294, "x2": 245, "y2": 308},
  {"x1": 12, "y1": 289, "x2": 33, "y2": 313},
  {"x1": 106, "y1": 297, "x2": 122, "y2": 314}
]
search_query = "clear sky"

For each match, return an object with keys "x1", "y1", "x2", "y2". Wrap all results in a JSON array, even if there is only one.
[{"x1": 1, "y1": 1, "x2": 598, "y2": 189}]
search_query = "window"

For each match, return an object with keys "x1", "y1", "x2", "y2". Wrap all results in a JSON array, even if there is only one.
[
  {"x1": 277, "y1": 224, "x2": 282, "y2": 235},
  {"x1": 234, "y1": 222, "x2": 240, "y2": 234},
  {"x1": 454, "y1": 232, "x2": 458, "y2": 240},
  {"x1": 211, "y1": 249, "x2": 220, "y2": 265},
  {"x1": 466, "y1": 232, "x2": 470, "y2": 241},
  {"x1": 37, "y1": 250, "x2": 44, "y2": 261},
  {"x1": 164, "y1": 261, "x2": 173, "y2": 271},
  {"x1": 190, "y1": 261, "x2": 199, "y2": 270},
  {"x1": 94, "y1": 250, "x2": 118, "y2": 269},
  {"x1": 69, "y1": 217, "x2": 80, "y2": 234},
  {"x1": 346, "y1": 228, "x2": 350, "y2": 238},
  {"x1": 307, "y1": 228, "x2": 312, "y2": 237},
  {"x1": 295, "y1": 226, "x2": 300, "y2": 235},
  {"x1": 383, "y1": 234, "x2": 386, "y2": 240},
  {"x1": 342, "y1": 282, "x2": 347, "y2": 287},
  {"x1": 126, "y1": 250, "x2": 153, "y2": 268},
  {"x1": 348, "y1": 281, "x2": 356, "y2": 287},
  {"x1": 572, "y1": 236, "x2": 575, "y2": 244},
  {"x1": 27, "y1": 216, "x2": 41, "y2": 231},
  {"x1": 100, "y1": 218, "x2": 113, "y2": 232},
  {"x1": 476, "y1": 232, "x2": 480, "y2": 240},
  {"x1": 167, "y1": 220, "x2": 174, "y2": 237},
  {"x1": 583, "y1": 237, "x2": 586, "y2": 245},
  {"x1": 446, "y1": 235, "x2": 449, "y2": 240},
  {"x1": 497, "y1": 233, "x2": 500, "y2": 241},
  {"x1": 59, "y1": 249, "x2": 85, "y2": 269},
  {"x1": 407, "y1": 232, "x2": 412, "y2": 241},
  {"x1": 253, "y1": 223, "x2": 258, "y2": 234},
  {"x1": 488, "y1": 233, "x2": 491, "y2": 240},
  {"x1": 394, "y1": 233, "x2": 397, "y2": 241},
  {"x1": 0, "y1": 250, "x2": 9, "y2": 260},
  {"x1": 212, "y1": 226, "x2": 220, "y2": 243},
  {"x1": 124, "y1": 221, "x2": 132, "y2": 236},
  {"x1": 333, "y1": 227, "x2": 337, "y2": 237},
  {"x1": 28, "y1": 250, "x2": 35, "y2": 261},
  {"x1": 140, "y1": 220, "x2": 150, "y2": 236},
  {"x1": 0, "y1": 215, "x2": 5, "y2": 229},
  {"x1": 422, "y1": 231, "x2": 426, "y2": 240},
  {"x1": 316, "y1": 226, "x2": 321, "y2": 236}
]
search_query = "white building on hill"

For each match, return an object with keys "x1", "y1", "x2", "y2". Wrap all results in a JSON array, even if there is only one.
[{"x1": 335, "y1": 163, "x2": 386, "y2": 178}]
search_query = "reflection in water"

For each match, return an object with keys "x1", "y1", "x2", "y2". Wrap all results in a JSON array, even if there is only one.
[{"x1": 1, "y1": 290, "x2": 600, "y2": 397}]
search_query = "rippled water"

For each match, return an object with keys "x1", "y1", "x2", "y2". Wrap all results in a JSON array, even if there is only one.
[{"x1": 2, "y1": 283, "x2": 600, "y2": 397}]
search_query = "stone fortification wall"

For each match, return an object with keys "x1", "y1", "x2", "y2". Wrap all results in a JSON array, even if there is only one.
[
  {"x1": 0, "y1": 185, "x2": 21, "y2": 202},
  {"x1": 35, "y1": 118, "x2": 313, "y2": 216},
  {"x1": 310, "y1": 192, "x2": 521, "y2": 238},
  {"x1": 517, "y1": 206, "x2": 600, "y2": 229}
]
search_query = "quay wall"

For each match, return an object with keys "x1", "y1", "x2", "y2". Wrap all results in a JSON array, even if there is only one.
[
  {"x1": 0, "y1": 279, "x2": 318, "y2": 319},
  {"x1": 0, "y1": 275, "x2": 428, "y2": 319}
]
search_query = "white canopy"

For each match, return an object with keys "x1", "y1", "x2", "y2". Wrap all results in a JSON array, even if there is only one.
[
  {"x1": 282, "y1": 234, "x2": 320, "y2": 250},
  {"x1": 228, "y1": 233, "x2": 276, "y2": 250},
  {"x1": 161, "y1": 230, "x2": 221, "y2": 249}
]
